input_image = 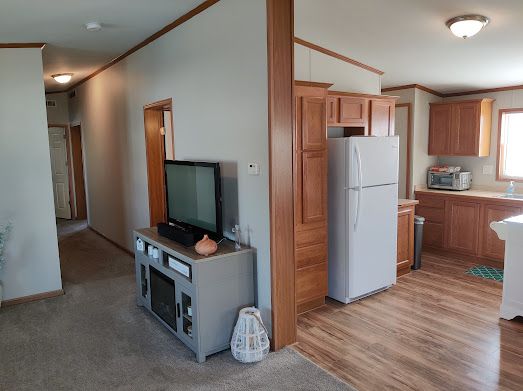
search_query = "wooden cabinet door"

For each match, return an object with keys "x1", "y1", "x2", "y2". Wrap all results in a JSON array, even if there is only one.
[
  {"x1": 339, "y1": 97, "x2": 368, "y2": 126},
  {"x1": 446, "y1": 200, "x2": 480, "y2": 254},
  {"x1": 301, "y1": 97, "x2": 326, "y2": 150},
  {"x1": 397, "y1": 206, "x2": 415, "y2": 276},
  {"x1": 451, "y1": 102, "x2": 480, "y2": 155},
  {"x1": 481, "y1": 204, "x2": 521, "y2": 261},
  {"x1": 300, "y1": 151, "x2": 327, "y2": 224},
  {"x1": 429, "y1": 104, "x2": 452, "y2": 155},
  {"x1": 369, "y1": 99, "x2": 395, "y2": 136},
  {"x1": 327, "y1": 96, "x2": 338, "y2": 126}
]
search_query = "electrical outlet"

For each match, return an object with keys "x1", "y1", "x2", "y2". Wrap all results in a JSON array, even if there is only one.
[
  {"x1": 483, "y1": 165, "x2": 494, "y2": 175},
  {"x1": 248, "y1": 162, "x2": 260, "y2": 176}
]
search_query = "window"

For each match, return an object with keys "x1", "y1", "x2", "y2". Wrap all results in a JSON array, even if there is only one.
[{"x1": 498, "y1": 109, "x2": 523, "y2": 181}]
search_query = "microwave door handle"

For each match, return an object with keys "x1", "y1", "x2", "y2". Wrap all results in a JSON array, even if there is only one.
[{"x1": 354, "y1": 144, "x2": 363, "y2": 231}]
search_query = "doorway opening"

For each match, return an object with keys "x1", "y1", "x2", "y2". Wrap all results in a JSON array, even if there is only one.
[
  {"x1": 143, "y1": 98, "x2": 174, "y2": 227},
  {"x1": 48, "y1": 125, "x2": 73, "y2": 220}
]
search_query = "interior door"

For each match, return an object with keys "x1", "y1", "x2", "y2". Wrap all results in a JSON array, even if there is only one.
[
  {"x1": 347, "y1": 184, "x2": 397, "y2": 299},
  {"x1": 48, "y1": 127, "x2": 71, "y2": 219},
  {"x1": 395, "y1": 106, "x2": 409, "y2": 198}
]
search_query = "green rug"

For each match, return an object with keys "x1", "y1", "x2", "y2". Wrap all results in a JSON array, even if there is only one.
[{"x1": 466, "y1": 265, "x2": 504, "y2": 282}]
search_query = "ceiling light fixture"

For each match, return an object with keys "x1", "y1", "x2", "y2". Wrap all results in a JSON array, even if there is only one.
[
  {"x1": 52, "y1": 73, "x2": 73, "y2": 84},
  {"x1": 446, "y1": 15, "x2": 489, "y2": 39},
  {"x1": 85, "y1": 22, "x2": 102, "y2": 32}
]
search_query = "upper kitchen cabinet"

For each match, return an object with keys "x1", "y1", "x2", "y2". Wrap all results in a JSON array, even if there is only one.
[
  {"x1": 369, "y1": 98, "x2": 395, "y2": 136},
  {"x1": 327, "y1": 91, "x2": 397, "y2": 135},
  {"x1": 429, "y1": 99, "x2": 494, "y2": 157}
]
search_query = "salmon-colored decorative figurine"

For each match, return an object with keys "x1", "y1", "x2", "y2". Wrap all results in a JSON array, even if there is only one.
[{"x1": 195, "y1": 235, "x2": 218, "y2": 256}]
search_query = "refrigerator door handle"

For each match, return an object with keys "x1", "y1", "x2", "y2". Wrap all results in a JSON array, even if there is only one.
[{"x1": 354, "y1": 143, "x2": 363, "y2": 231}]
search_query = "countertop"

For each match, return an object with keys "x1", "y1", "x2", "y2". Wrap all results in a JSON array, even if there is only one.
[
  {"x1": 415, "y1": 187, "x2": 523, "y2": 205},
  {"x1": 398, "y1": 199, "x2": 419, "y2": 208}
]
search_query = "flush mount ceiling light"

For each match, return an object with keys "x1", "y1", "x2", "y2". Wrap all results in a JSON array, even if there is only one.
[
  {"x1": 52, "y1": 73, "x2": 73, "y2": 84},
  {"x1": 85, "y1": 22, "x2": 102, "y2": 32},
  {"x1": 446, "y1": 15, "x2": 489, "y2": 39}
]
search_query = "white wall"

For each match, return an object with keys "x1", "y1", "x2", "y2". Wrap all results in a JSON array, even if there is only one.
[
  {"x1": 68, "y1": 0, "x2": 272, "y2": 328},
  {"x1": 440, "y1": 90, "x2": 523, "y2": 191},
  {"x1": 0, "y1": 48, "x2": 63, "y2": 300},
  {"x1": 45, "y1": 92, "x2": 69, "y2": 124},
  {"x1": 295, "y1": 43, "x2": 381, "y2": 94}
]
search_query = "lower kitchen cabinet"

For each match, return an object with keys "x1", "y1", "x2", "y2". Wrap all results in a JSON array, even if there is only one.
[
  {"x1": 397, "y1": 200, "x2": 417, "y2": 277},
  {"x1": 480, "y1": 204, "x2": 521, "y2": 261},
  {"x1": 446, "y1": 200, "x2": 480, "y2": 255}
]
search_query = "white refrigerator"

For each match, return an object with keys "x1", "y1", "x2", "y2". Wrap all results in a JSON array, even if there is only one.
[{"x1": 328, "y1": 136, "x2": 399, "y2": 304}]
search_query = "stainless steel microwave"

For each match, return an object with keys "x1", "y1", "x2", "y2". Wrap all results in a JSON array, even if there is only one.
[{"x1": 428, "y1": 171, "x2": 472, "y2": 191}]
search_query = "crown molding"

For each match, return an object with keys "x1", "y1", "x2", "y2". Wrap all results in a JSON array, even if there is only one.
[
  {"x1": 381, "y1": 84, "x2": 444, "y2": 97},
  {"x1": 293, "y1": 37, "x2": 384, "y2": 76},
  {"x1": 0, "y1": 43, "x2": 46, "y2": 49},
  {"x1": 443, "y1": 84, "x2": 523, "y2": 97}
]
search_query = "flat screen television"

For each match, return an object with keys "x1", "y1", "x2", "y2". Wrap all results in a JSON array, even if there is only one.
[{"x1": 164, "y1": 160, "x2": 222, "y2": 240}]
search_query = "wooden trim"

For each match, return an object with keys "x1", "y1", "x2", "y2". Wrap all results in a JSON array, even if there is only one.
[
  {"x1": 444, "y1": 84, "x2": 523, "y2": 98},
  {"x1": 65, "y1": 0, "x2": 220, "y2": 93},
  {"x1": 0, "y1": 43, "x2": 46, "y2": 49},
  {"x1": 295, "y1": 80, "x2": 333, "y2": 89},
  {"x1": 267, "y1": 0, "x2": 296, "y2": 350},
  {"x1": 88, "y1": 226, "x2": 134, "y2": 257},
  {"x1": 396, "y1": 103, "x2": 412, "y2": 198},
  {"x1": 143, "y1": 98, "x2": 173, "y2": 110},
  {"x1": 294, "y1": 37, "x2": 384, "y2": 76},
  {"x1": 328, "y1": 90, "x2": 398, "y2": 100},
  {"x1": 381, "y1": 84, "x2": 444, "y2": 98},
  {"x1": 496, "y1": 108, "x2": 523, "y2": 183},
  {"x1": 70, "y1": 124, "x2": 88, "y2": 220},
  {"x1": 2, "y1": 289, "x2": 64, "y2": 307}
]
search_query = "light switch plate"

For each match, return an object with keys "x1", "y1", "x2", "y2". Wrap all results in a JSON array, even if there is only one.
[
  {"x1": 248, "y1": 162, "x2": 260, "y2": 176},
  {"x1": 483, "y1": 165, "x2": 494, "y2": 175}
]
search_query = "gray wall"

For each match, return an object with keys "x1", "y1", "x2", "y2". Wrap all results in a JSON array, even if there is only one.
[
  {"x1": 68, "y1": 0, "x2": 272, "y2": 328},
  {"x1": 0, "y1": 48, "x2": 63, "y2": 300},
  {"x1": 45, "y1": 92, "x2": 70, "y2": 124}
]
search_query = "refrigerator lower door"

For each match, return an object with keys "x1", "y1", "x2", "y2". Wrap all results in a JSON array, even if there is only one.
[{"x1": 346, "y1": 184, "x2": 397, "y2": 301}]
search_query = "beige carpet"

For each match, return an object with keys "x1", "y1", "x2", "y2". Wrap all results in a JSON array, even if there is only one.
[{"x1": 0, "y1": 226, "x2": 354, "y2": 391}]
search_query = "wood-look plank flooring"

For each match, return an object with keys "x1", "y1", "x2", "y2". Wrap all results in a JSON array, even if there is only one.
[{"x1": 293, "y1": 252, "x2": 523, "y2": 391}]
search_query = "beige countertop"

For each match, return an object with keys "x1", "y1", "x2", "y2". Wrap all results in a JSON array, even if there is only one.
[
  {"x1": 398, "y1": 199, "x2": 419, "y2": 208},
  {"x1": 415, "y1": 187, "x2": 523, "y2": 205}
]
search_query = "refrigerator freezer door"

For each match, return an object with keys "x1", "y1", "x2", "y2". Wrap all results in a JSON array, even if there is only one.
[
  {"x1": 346, "y1": 137, "x2": 399, "y2": 189},
  {"x1": 346, "y1": 184, "x2": 397, "y2": 300}
]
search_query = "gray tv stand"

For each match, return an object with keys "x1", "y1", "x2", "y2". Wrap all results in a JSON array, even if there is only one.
[{"x1": 134, "y1": 228, "x2": 254, "y2": 363}]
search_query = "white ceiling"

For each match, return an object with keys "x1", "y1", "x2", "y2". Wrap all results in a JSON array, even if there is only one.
[
  {"x1": 295, "y1": 0, "x2": 523, "y2": 93},
  {"x1": 0, "y1": 0, "x2": 204, "y2": 91}
]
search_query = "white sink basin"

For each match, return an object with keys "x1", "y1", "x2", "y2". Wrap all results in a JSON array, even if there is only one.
[{"x1": 498, "y1": 194, "x2": 523, "y2": 200}]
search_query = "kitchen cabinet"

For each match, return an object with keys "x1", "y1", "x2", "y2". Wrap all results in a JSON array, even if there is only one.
[
  {"x1": 480, "y1": 204, "x2": 521, "y2": 261},
  {"x1": 428, "y1": 99, "x2": 493, "y2": 157},
  {"x1": 446, "y1": 200, "x2": 481, "y2": 255},
  {"x1": 326, "y1": 91, "x2": 397, "y2": 133},
  {"x1": 415, "y1": 190, "x2": 523, "y2": 263},
  {"x1": 370, "y1": 99, "x2": 395, "y2": 136},
  {"x1": 294, "y1": 81, "x2": 331, "y2": 314},
  {"x1": 397, "y1": 200, "x2": 418, "y2": 277}
]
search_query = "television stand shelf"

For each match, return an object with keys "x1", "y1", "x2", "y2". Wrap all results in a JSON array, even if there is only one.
[{"x1": 134, "y1": 227, "x2": 254, "y2": 363}]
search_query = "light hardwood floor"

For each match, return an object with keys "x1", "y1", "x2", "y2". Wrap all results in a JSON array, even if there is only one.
[{"x1": 293, "y1": 252, "x2": 523, "y2": 391}]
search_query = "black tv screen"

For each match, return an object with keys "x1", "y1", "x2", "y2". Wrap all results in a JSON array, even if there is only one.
[{"x1": 164, "y1": 160, "x2": 222, "y2": 237}]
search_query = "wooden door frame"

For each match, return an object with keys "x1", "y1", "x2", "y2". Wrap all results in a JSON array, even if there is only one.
[
  {"x1": 267, "y1": 0, "x2": 296, "y2": 349},
  {"x1": 396, "y1": 103, "x2": 412, "y2": 198},
  {"x1": 48, "y1": 124, "x2": 74, "y2": 219},
  {"x1": 69, "y1": 124, "x2": 87, "y2": 220},
  {"x1": 143, "y1": 98, "x2": 174, "y2": 227}
]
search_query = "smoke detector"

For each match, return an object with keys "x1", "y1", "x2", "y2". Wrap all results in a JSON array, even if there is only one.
[{"x1": 85, "y1": 22, "x2": 102, "y2": 32}]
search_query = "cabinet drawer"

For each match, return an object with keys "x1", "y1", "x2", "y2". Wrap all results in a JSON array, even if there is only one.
[
  {"x1": 416, "y1": 206, "x2": 444, "y2": 223},
  {"x1": 296, "y1": 242, "x2": 327, "y2": 269},
  {"x1": 295, "y1": 227, "x2": 327, "y2": 247},
  {"x1": 296, "y1": 262, "x2": 328, "y2": 304},
  {"x1": 416, "y1": 195, "x2": 445, "y2": 209},
  {"x1": 423, "y1": 222, "x2": 444, "y2": 248}
]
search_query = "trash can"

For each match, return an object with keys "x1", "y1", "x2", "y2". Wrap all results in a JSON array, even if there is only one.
[{"x1": 412, "y1": 215, "x2": 425, "y2": 270}]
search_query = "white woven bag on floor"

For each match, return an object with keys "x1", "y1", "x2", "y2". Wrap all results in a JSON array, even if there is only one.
[{"x1": 230, "y1": 307, "x2": 270, "y2": 363}]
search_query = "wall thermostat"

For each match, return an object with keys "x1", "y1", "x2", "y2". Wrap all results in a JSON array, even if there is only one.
[{"x1": 248, "y1": 163, "x2": 260, "y2": 176}]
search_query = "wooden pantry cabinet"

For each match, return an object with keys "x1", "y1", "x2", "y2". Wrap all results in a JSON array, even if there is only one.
[
  {"x1": 415, "y1": 191, "x2": 522, "y2": 262},
  {"x1": 294, "y1": 81, "x2": 331, "y2": 314},
  {"x1": 327, "y1": 91, "x2": 397, "y2": 136},
  {"x1": 428, "y1": 99, "x2": 494, "y2": 157}
]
